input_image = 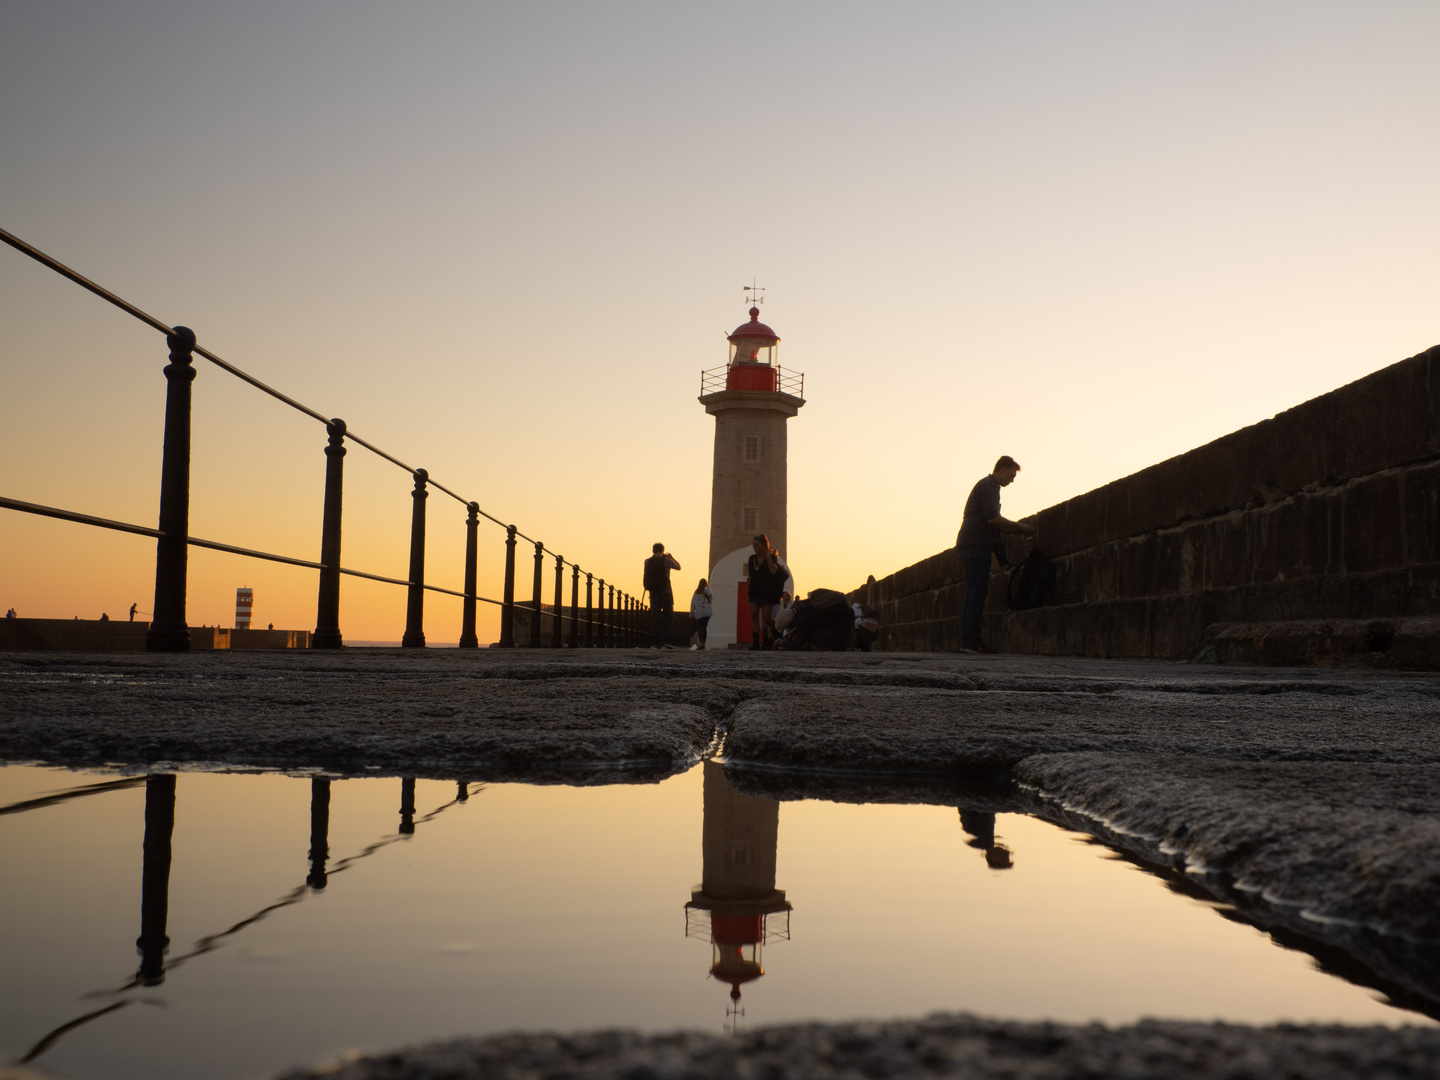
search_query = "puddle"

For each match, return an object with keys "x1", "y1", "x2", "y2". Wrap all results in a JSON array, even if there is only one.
[{"x1": 0, "y1": 761, "x2": 1429, "y2": 1080}]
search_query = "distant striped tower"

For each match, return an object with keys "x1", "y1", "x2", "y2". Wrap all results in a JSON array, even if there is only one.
[
  {"x1": 698, "y1": 304, "x2": 804, "y2": 647},
  {"x1": 234, "y1": 588, "x2": 253, "y2": 630}
]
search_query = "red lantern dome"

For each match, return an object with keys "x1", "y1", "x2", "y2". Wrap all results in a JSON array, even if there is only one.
[{"x1": 727, "y1": 307, "x2": 780, "y2": 346}]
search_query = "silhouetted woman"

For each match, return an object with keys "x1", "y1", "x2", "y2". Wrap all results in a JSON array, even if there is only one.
[
  {"x1": 690, "y1": 578, "x2": 713, "y2": 650},
  {"x1": 745, "y1": 535, "x2": 787, "y2": 650}
]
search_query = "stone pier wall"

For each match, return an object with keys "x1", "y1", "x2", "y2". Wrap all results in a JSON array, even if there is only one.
[{"x1": 851, "y1": 345, "x2": 1440, "y2": 667}]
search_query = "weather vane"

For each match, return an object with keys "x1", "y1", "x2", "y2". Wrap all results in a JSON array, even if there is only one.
[{"x1": 743, "y1": 278, "x2": 765, "y2": 306}]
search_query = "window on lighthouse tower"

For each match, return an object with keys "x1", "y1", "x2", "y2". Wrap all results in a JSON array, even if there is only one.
[
  {"x1": 744, "y1": 436, "x2": 759, "y2": 462},
  {"x1": 744, "y1": 506, "x2": 758, "y2": 532}
]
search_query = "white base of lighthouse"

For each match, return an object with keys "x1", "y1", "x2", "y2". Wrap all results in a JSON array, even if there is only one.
[{"x1": 706, "y1": 547, "x2": 796, "y2": 650}]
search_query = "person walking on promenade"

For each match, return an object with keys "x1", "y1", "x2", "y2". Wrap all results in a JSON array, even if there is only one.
[
  {"x1": 745, "y1": 534, "x2": 788, "y2": 650},
  {"x1": 690, "y1": 578, "x2": 713, "y2": 650},
  {"x1": 956, "y1": 455, "x2": 1035, "y2": 654},
  {"x1": 643, "y1": 542, "x2": 681, "y2": 648}
]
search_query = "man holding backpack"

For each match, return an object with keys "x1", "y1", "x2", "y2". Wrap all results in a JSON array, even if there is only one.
[
  {"x1": 956, "y1": 456, "x2": 1035, "y2": 654},
  {"x1": 643, "y1": 542, "x2": 682, "y2": 649}
]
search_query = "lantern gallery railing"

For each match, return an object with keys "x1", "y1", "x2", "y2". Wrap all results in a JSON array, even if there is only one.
[
  {"x1": 699, "y1": 364, "x2": 804, "y2": 399},
  {"x1": 0, "y1": 225, "x2": 649, "y2": 651}
]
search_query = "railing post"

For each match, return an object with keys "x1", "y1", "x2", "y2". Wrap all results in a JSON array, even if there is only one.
[
  {"x1": 624, "y1": 594, "x2": 632, "y2": 647},
  {"x1": 313, "y1": 418, "x2": 346, "y2": 649},
  {"x1": 499, "y1": 524, "x2": 517, "y2": 647},
  {"x1": 399, "y1": 777, "x2": 416, "y2": 835},
  {"x1": 570, "y1": 565, "x2": 580, "y2": 648},
  {"x1": 585, "y1": 573, "x2": 594, "y2": 648},
  {"x1": 597, "y1": 579, "x2": 607, "y2": 648},
  {"x1": 608, "y1": 585, "x2": 616, "y2": 648},
  {"x1": 136, "y1": 773, "x2": 177, "y2": 985},
  {"x1": 552, "y1": 554, "x2": 564, "y2": 649},
  {"x1": 307, "y1": 778, "x2": 331, "y2": 890},
  {"x1": 147, "y1": 327, "x2": 196, "y2": 653},
  {"x1": 459, "y1": 502, "x2": 479, "y2": 648},
  {"x1": 401, "y1": 469, "x2": 428, "y2": 648},
  {"x1": 529, "y1": 541, "x2": 544, "y2": 647}
]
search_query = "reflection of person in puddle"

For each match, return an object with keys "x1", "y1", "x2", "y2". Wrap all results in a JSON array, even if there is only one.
[{"x1": 959, "y1": 810, "x2": 1013, "y2": 869}]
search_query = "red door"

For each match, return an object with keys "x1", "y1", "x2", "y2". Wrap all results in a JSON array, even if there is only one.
[{"x1": 736, "y1": 581, "x2": 751, "y2": 643}]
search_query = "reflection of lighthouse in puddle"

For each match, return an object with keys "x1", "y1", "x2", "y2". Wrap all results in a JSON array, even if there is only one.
[{"x1": 685, "y1": 761, "x2": 792, "y2": 1032}]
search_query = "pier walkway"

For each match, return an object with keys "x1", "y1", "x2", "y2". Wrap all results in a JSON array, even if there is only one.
[{"x1": 4, "y1": 648, "x2": 1439, "y2": 1079}]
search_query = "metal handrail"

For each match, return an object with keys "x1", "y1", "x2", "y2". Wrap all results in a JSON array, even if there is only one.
[
  {"x1": 0, "y1": 225, "x2": 635, "y2": 591},
  {"x1": 0, "y1": 495, "x2": 610, "y2": 627}
]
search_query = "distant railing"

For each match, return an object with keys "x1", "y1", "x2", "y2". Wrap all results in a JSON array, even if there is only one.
[
  {"x1": 699, "y1": 364, "x2": 805, "y2": 399},
  {"x1": 0, "y1": 225, "x2": 652, "y2": 651}
]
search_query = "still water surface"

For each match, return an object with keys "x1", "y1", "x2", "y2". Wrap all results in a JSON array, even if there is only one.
[{"x1": 0, "y1": 761, "x2": 1425, "y2": 1079}]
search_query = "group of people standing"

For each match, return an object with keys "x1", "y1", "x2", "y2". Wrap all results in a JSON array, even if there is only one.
[
  {"x1": 640, "y1": 533, "x2": 789, "y2": 651},
  {"x1": 640, "y1": 454, "x2": 1031, "y2": 655}
]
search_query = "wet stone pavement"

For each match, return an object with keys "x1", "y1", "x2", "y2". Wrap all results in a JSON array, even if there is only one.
[{"x1": 3, "y1": 646, "x2": 1440, "y2": 1079}]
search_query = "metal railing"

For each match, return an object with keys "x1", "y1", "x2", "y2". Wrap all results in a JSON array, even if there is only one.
[
  {"x1": 0, "y1": 225, "x2": 654, "y2": 651},
  {"x1": 699, "y1": 364, "x2": 804, "y2": 398}
]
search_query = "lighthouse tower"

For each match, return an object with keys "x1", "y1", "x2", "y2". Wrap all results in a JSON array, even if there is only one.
[
  {"x1": 699, "y1": 304, "x2": 805, "y2": 648},
  {"x1": 684, "y1": 761, "x2": 792, "y2": 1029}
]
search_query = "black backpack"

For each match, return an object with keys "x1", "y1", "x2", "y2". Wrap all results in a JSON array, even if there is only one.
[
  {"x1": 642, "y1": 556, "x2": 668, "y2": 594},
  {"x1": 1007, "y1": 549, "x2": 1055, "y2": 611},
  {"x1": 787, "y1": 589, "x2": 854, "y2": 651}
]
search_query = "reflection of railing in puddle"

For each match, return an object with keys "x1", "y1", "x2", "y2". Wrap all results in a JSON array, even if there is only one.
[
  {"x1": 15, "y1": 774, "x2": 479, "y2": 1067},
  {"x1": 684, "y1": 907, "x2": 791, "y2": 943}
]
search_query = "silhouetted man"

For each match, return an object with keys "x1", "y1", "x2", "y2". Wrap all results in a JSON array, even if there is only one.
[
  {"x1": 955, "y1": 456, "x2": 1035, "y2": 654},
  {"x1": 644, "y1": 542, "x2": 681, "y2": 648}
]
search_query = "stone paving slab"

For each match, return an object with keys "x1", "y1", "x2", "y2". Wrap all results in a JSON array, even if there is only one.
[
  {"x1": 1016, "y1": 752, "x2": 1440, "y2": 1015},
  {"x1": 268, "y1": 1014, "x2": 1440, "y2": 1080},
  {"x1": 721, "y1": 681, "x2": 1440, "y2": 773},
  {"x1": 0, "y1": 651, "x2": 731, "y2": 781}
]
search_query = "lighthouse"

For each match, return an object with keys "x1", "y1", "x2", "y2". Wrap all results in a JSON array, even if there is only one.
[
  {"x1": 699, "y1": 303, "x2": 805, "y2": 648},
  {"x1": 684, "y1": 761, "x2": 792, "y2": 1029}
]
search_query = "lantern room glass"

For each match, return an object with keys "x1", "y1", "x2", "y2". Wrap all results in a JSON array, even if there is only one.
[{"x1": 729, "y1": 340, "x2": 777, "y2": 367}]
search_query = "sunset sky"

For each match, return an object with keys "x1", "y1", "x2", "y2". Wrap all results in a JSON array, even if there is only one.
[{"x1": 2, "y1": 2, "x2": 1437, "y2": 644}]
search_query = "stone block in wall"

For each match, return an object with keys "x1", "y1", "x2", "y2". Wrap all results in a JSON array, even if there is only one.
[
  {"x1": 1055, "y1": 487, "x2": 1109, "y2": 556},
  {"x1": 1101, "y1": 597, "x2": 1153, "y2": 657},
  {"x1": 1406, "y1": 562, "x2": 1440, "y2": 615},
  {"x1": 1319, "y1": 567, "x2": 1411, "y2": 620},
  {"x1": 1114, "y1": 532, "x2": 1161, "y2": 599},
  {"x1": 1341, "y1": 469, "x2": 1406, "y2": 575},
  {"x1": 1082, "y1": 542, "x2": 1119, "y2": 603},
  {"x1": 1032, "y1": 502, "x2": 1072, "y2": 556},
  {"x1": 1199, "y1": 582, "x2": 1251, "y2": 627},
  {"x1": 1105, "y1": 457, "x2": 1181, "y2": 541},
  {"x1": 1236, "y1": 575, "x2": 1333, "y2": 623},
  {"x1": 1148, "y1": 593, "x2": 1205, "y2": 659},
  {"x1": 1208, "y1": 615, "x2": 1440, "y2": 671},
  {"x1": 1170, "y1": 429, "x2": 1253, "y2": 525},
  {"x1": 1200, "y1": 510, "x2": 1252, "y2": 590},
  {"x1": 992, "y1": 607, "x2": 1055, "y2": 656},
  {"x1": 1332, "y1": 351, "x2": 1438, "y2": 478},
  {"x1": 1249, "y1": 490, "x2": 1334, "y2": 584},
  {"x1": 1403, "y1": 460, "x2": 1440, "y2": 565},
  {"x1": 1250, "y1": 396, "x2": 1335, "y2": 499},
  {"x1": 1048, "y1": 551, "x2": 1086, "y2": 607},
  {"x1": 917, "y1": 549, "x2": 955, "y2": 593},
  {"x1": 1156, "y1": 521, "x2": 1204, "y2": 595}
]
